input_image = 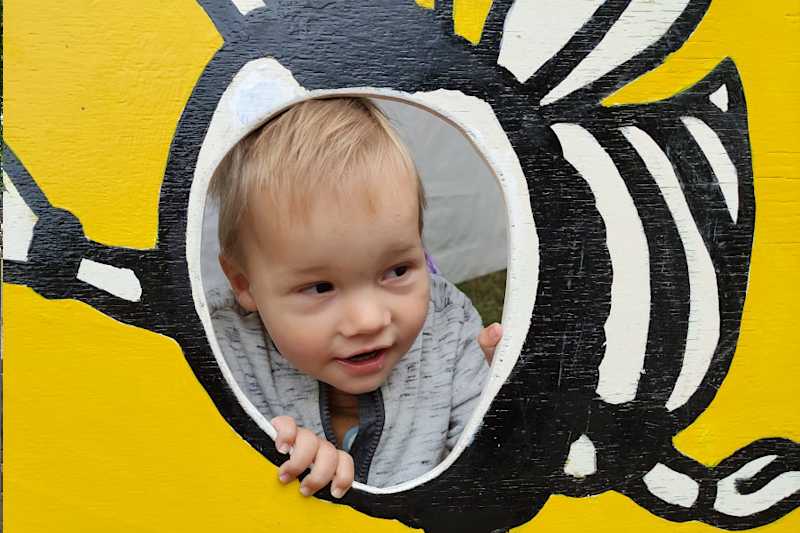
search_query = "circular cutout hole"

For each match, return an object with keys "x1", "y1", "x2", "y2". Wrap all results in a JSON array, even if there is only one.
[{"x1": 186, "y1": 57, "x2": 538, "y2": 495}]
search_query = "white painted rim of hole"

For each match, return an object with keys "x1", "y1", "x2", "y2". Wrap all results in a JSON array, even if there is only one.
[{"x1": 187, "y1": 57, "x2": 538, "y2": 495}]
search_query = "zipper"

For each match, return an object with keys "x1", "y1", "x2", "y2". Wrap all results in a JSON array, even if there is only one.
[
  {"x1": 318, "y1": 382, "x2": 384, "y2": 484},
  {"x1": 318, "y1": 382, "x2": 339, "y2": 447},
  {"x1": 352, "y1": 388, "x2": 384, "y2": 483}
]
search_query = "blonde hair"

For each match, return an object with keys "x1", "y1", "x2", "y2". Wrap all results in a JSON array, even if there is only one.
[{"x1": 210, "y1": 97, "x2": 426, "y2": 260}]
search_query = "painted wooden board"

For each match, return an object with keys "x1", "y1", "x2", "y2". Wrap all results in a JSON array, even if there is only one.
[{"x1": 3, "y1": 1, "x2": 799, "y2": 531}]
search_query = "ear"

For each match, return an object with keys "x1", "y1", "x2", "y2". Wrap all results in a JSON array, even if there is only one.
[{"x1": 219, "y1": 254, "x2": 258, "y2": 312}]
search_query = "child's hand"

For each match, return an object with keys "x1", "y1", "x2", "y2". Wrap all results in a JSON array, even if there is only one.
[
  {"x1": 477, "y1": 322, "x2": 503, "y2": 364},
  {"x1": 271, "y1": 415, "x2": 355, "y2": 499}
]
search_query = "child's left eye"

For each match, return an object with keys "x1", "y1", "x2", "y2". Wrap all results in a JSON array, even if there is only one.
[
  {"x1": 385, "y1": 265, "x2": 409, "y2": 279},
  {"x1": 300, "y1": 282, "x2": 334, "y2": 295}
]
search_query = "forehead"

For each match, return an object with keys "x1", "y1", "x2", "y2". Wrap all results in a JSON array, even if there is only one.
[
  {"x1": 257, "y1": 148, "x2": 419, "y2": 224},
  {"x1": 242, "y1": 167, "x2": 421, "y2": 263}
]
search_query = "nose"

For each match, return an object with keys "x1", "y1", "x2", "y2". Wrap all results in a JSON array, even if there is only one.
[{"x1": 339, "y1": 291, "x2": 391, "y2": 338}]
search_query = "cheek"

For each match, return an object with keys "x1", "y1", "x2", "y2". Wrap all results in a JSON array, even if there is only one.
[
  {"x1": 399, "y1": 283, "x2": 430, "y2": 336},
  {"x1": 268, "y1": 325, "x2": 329, "y2": 373},
  {"x1": 260, "y1": 308, "x2": 332, "y2": 365}
]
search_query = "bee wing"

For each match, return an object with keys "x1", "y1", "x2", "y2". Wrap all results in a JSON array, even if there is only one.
[{"x1": 492, "y1": 0, "x2": 711, "y2": 108}]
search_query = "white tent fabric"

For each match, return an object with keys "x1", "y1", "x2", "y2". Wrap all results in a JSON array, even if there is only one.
[
  {"x1": 377, "y1": 100, "x2": 508, "y2": 283},
  {"x1": 200, "y1": 98, "x2": 508, "y2": 298}
]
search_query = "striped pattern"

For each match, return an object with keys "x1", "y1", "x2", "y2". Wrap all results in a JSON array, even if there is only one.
[
  {"x1": 495, "y1": 0, "x2": 705, "y2": 105},
  {"x1": 552, "y1": 114, "x2": 737, "y2": 416}
]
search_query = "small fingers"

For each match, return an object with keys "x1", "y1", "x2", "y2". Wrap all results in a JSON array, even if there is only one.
[
  {"x1": 478, "y1": 323, "x2": 503, "y2": 363},
  {"x1": 278, "y1": 428, "x2": 319, "y2": 484},
  {"x1": 299, "y1": 440, "x2": 338, "y2": 497},
  {"x1": 271, "y1": 415, "x2": 297, "y2": 455},
  {"x1": 487, "y1": 322, "x2": 503, "y2": 344},
  {"x1": 331, "y1": 450, "x2": 355, "y2": 499}
]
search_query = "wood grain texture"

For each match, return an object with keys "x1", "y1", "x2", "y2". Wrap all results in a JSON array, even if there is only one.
[{"x1": 4, "y1": 1, "x2": 799, "y2": 531}]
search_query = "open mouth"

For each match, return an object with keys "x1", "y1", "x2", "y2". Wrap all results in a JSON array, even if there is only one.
[
  {"x1": 336, "y1": 347, "x2": 390, "y2": 375},
  {"x1": 347, "y1": 349, "x2": 382, "y2": 362}
]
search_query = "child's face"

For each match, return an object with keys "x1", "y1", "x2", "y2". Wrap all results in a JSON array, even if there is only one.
[{"x1": 222, "y1": 173, "x2": 430, "y2": 395}]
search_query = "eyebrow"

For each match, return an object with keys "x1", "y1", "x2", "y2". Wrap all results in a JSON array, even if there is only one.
[
  {"x1": 379, "y1": 243, "x2": 418, "y2": 260},
  {"x1": 289, "y1": 264, "x2": 330, "y2": 276},
  {"x1": 287, "y1": 244, "x2": 419, "y2": 277}
]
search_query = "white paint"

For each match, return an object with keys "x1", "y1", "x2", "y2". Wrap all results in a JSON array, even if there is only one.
[
  {"x1": 681, "y1": 116, "x2": 739, "y2": 224},
  {"x1": 552, "y1": 123, "x2": 649, "y2": 405},
  {"x1": 76, "y1": 258, "x2": 142, "y2": 302},
  {"x1": 187, "y1": 59, "x2": 538, "y2": 494},
  {"x1": 715, "y1": 455, "x2": 800, "y2": 516},
  {"x1": 231, "y1": 0, "x2": 264, "y2": 16},
  {"x1": 710, "y1": 84, "x2": 729, "y2": 112},
  {"x1": 232, "y1": 76, "x2": 301, "y2": 127},
  {"x1": 621, "y1": 126, "x2": 720, "y2": 412},
  {"x1": 643, "y1": 463, "x2": 699, "y2": 507},
  {"x1": 564, "y1": 434, "x2": 597, "y2": 477},
  {"x1": 2, "y1": 171, "x2": 38, "y2": 262},
  {"x1": 542, "y1": 0, "x2": 692, "y2": 105},
  {"x1": 498, "y1": 0, "x2": 603, "y2": 83},
  {"x1": 189, "y1": 58, "x2": 308, "y2": 450}
]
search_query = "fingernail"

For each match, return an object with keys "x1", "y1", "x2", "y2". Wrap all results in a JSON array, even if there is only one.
[
  {"x1": 331, "y1": 486, "x2": 344, "y2": 499},
  {"x1": 277, "y1": 442, "x2": 290, "y2": 454},
  {"x1": 279, "y1": 473, "x2": 289, "y2": 484},
  {"x1": 299, "y1": 485, "x2": 311, "y2": 497}
]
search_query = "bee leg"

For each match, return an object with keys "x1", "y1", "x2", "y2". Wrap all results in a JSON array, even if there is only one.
[{"x1": 620, "y1": 439, "x2": 800, "y2": 529}]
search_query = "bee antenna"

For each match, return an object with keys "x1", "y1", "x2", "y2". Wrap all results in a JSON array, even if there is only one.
[{"x1": 196, "y1": 0, "x2": 249, "y2": 44}]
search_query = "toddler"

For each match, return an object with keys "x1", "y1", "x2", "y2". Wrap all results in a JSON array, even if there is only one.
[{"x1": 209, "y1": 97, "x2": 502, "y2": 498}]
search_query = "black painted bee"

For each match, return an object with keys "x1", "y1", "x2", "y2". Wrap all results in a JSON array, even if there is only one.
[{"x1": 4, "y1": 1, "x2": 799, "y2": 532}]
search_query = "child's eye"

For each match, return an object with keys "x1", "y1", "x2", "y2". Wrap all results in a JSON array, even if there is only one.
[
  {"x1": 301, "y1": 282, "x2": 334, "y2": 295},
  {"x1": 385, "y1": 265, "x2": 409, "y2": 280}
]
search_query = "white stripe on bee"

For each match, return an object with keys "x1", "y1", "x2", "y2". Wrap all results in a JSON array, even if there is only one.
[
  {"x1": 2, "y1": 171, "x2": 38, "y2": 262},
  {"x1": 621, "y1": 126, "x2": 720, "y2": 412},
  {"x1": 498, "y1": 0, "x2": 604, "y2": 83},
  {"x1": 715, "y1": 455, "x2": 800, "y2": 516},
  {"x1": 231, "y1": 0, "x2": 264, "y2": 16},
  {"x1": 681, "y1": 116, "x2": 739, "y2": 224},
  {"x1": 564, "y1": 434, "x2": 597, "y2": 478},
  {"x1": 709, "y1": 84, "x2": 729, "y2": 112},
  {"x1": 541, "y1": 0, "x2": 692, "y2": 105},
  {"x1": 76, "y1": 259, "x2": 143, "y2": 302},
  {"x1": 552, "y1": 123, "x2": 649, "y2": 405},
  {"x1": 643, "y1": 463, "x2": 699, "y2": 507}
]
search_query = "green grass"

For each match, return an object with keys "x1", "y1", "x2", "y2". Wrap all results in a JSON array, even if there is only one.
[{"x1": 456, "y1": 269, "x2": 507, "y2": 326}]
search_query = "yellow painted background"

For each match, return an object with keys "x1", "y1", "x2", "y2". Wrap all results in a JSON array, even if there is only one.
[{"x1": 3, "y1": 1, "x2": 799, "y2": 531}]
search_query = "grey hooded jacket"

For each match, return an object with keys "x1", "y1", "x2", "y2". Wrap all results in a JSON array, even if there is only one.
[{"x1": 209, "y1": 273, "x2": 489, "y2": 487}]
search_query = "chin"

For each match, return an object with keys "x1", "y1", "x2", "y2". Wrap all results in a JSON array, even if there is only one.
[
  {"x1": 332, "y1": 375, "x2": 387, "y2": 396},
  {"x1": 344, "y1": 381, "x2": 384, "y2": 395}
]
